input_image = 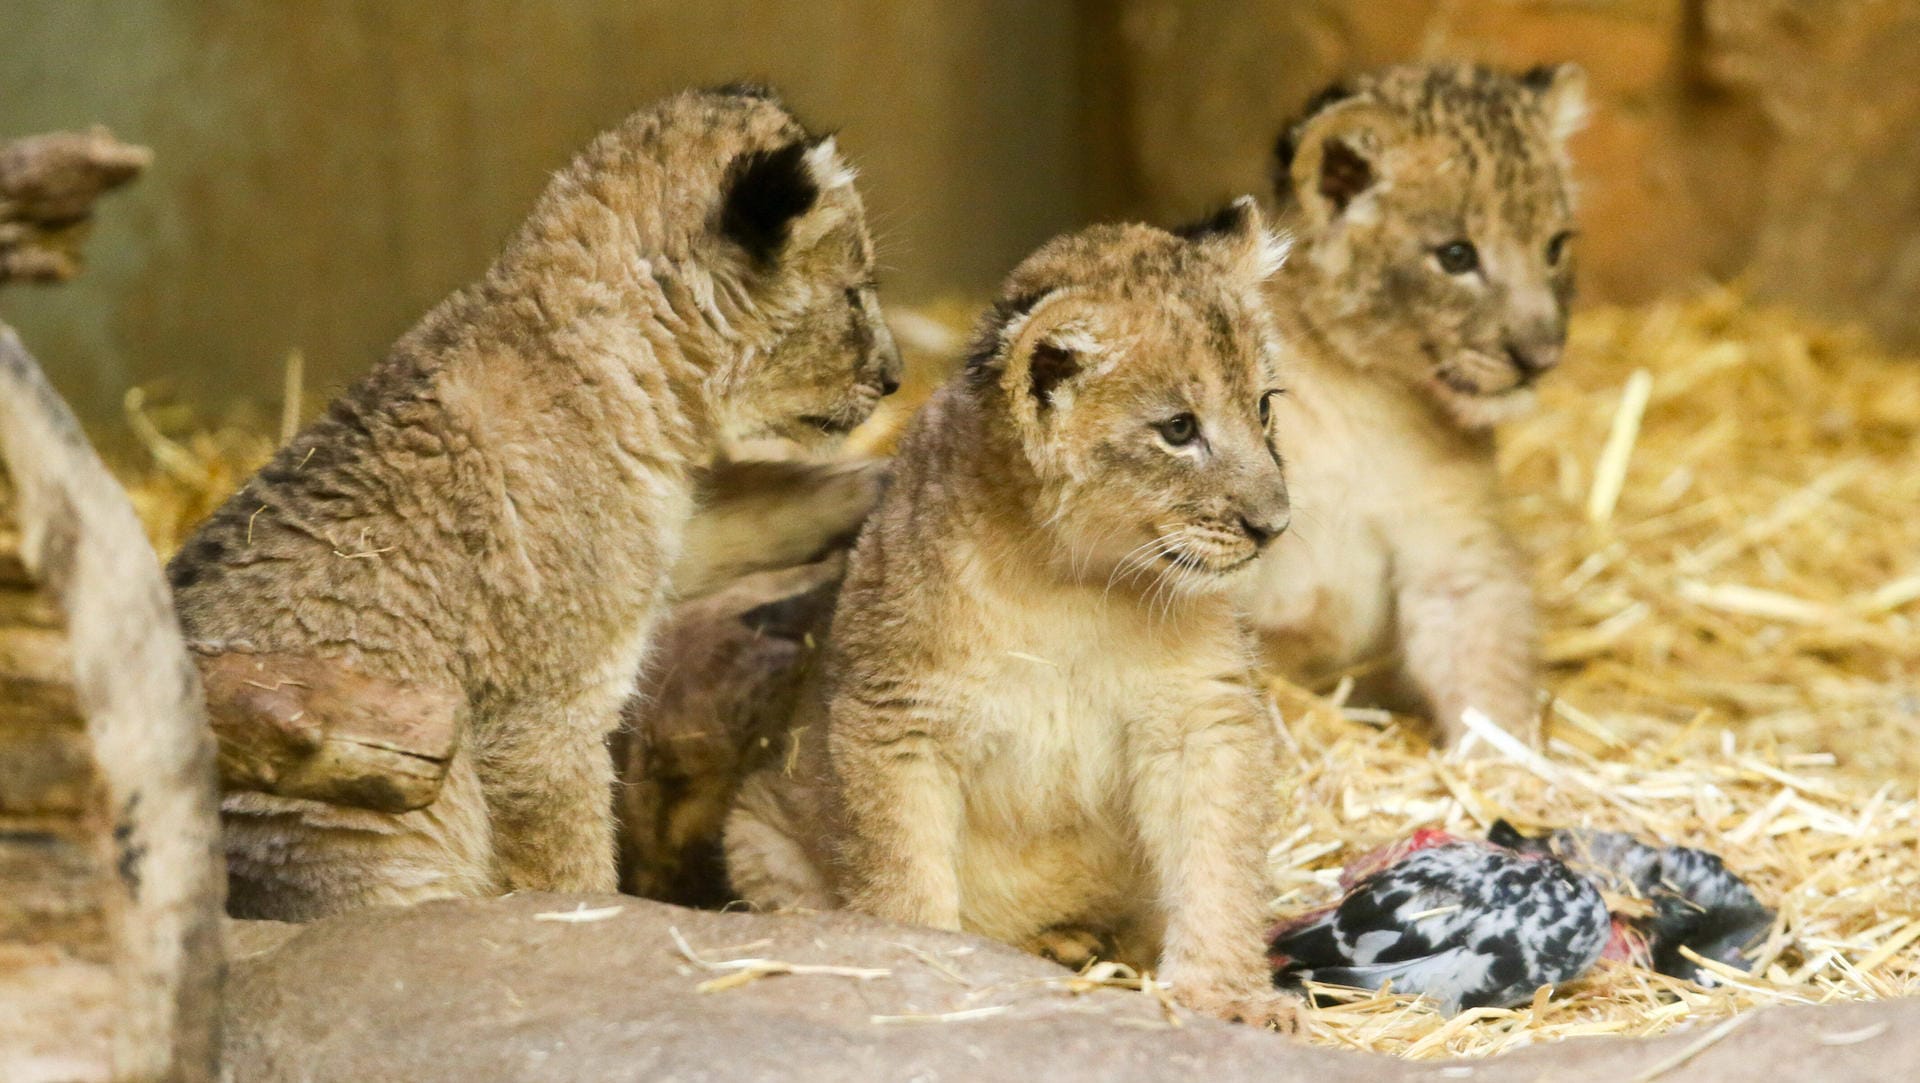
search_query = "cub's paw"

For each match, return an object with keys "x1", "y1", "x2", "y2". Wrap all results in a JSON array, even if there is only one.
[
  {"x1": 1169, "y1": 984, "x2": 1301, "y2": 1032},
  {"x1": 1023, "y1": 924, "x2": 1113, "y2": 970}
]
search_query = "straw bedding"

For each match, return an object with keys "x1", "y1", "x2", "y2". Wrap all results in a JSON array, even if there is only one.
[{"x1": 113, "y1": 287, "x2": 1919, "y2": 1057}]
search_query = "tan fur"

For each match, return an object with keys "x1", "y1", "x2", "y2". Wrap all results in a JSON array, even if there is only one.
[
  {"x1": 726, "y1": 208, "x2": 1300, "y2": 1028},
  {"x1": 672, "y1": 457, "x2": 885, "y2": 599},
  {"x1": 167, "y1": 85, "x2": 899, "y2": 920},
  {"x1": 1242, "y1": 63, "x2": 1586, "y2": 745}
]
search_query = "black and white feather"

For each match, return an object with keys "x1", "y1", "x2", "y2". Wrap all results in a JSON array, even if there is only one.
[
  {"x1": 1491, "y1": 822, "x2": 1775, "y2": 982},
  {"x1": 1269, "y1": 841, "x2": 1609, "y2": 1012}
]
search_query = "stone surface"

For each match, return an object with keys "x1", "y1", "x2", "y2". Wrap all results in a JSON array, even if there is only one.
[
  {"x1": 222, "y1": 894, "x2": 1369, "y2": 1083},
  {"x1": 222, "y1": 892, "x2": 1920, "y2": 1082},
  {"x1": 1703, "y1": 0, "x2": 1920, "y2": 347}
]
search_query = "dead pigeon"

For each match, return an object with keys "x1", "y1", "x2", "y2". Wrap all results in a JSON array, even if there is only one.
[
  {"x1": 1268, "y1": 831, "x2": 1610, "y2": 1012},
  {"x1": 1487, "y1": 820, "x2": 1774, "y2": 984}
]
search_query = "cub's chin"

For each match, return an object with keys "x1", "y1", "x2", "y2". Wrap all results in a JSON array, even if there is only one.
[
  {"x1": 1157, "y1": 546, "x2": 1266, "y2": 593},
  {"x1": 1428, "y1": 375, "x2": 1539, "y2": 431}
]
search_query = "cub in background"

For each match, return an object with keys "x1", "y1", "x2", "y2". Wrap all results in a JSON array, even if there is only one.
[
  {"x1": 1239, "y1": 62, "x2": 1587, "y2": 746},
  {"x1": 726, "y1": 201, "x2": 1299, "y2": 1028}
]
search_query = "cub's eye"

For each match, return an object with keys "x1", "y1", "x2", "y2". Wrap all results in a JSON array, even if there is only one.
[
  {"x1": 844, "y1": 287, "x2": 863, "y2": 308},
  {"x1": 1258, "y1": 389, "x2": 1284, "y2": 425},
  {"x1": 1546, "y1": 230, "x2": 1575, "y2": 267},
  {"x1": 1155, "y1": 413, "x2": 1200, "y2": 447},
  {"x1": 1433, "y1": 240, "x2": 1480, "y2": 275}
]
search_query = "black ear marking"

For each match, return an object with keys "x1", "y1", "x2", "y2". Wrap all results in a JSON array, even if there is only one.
[
  {"x1": 1028, "y1": 341, "x2": 1080, "y2": 410},
  {"x1": 964, "y1": 289, "x2": 1048, "y2": 382},
  {"x1": 1273, "y1": 80, "x2": 1357, "y2": 178},
  {"x1": 1519, "y1": 64, "x2": 1560, "y2": 92},
  {"x1": 720, "y1": 138, "x2": 821, "y2": 268},
  {"x1": 1317, "y1": 136, "x2": 1375, "y2": 213},
  {"x1": 1173, "y1": 198, "x2": 1255, "y2": 243}
]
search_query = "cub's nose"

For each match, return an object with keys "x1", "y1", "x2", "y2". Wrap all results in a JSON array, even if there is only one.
[
  {"x1": 1239, "y1": 513, "x2": 1287, "y2": 549},
  {"x1": 870, "y1": 322, "x2": 904, "y2": 398},
  {"x1": 1504, "y1": 342, "x2": 1562, "y2": 380}
]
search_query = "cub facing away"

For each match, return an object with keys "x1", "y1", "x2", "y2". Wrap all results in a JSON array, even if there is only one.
[
  {"x1": 725, "y1": 204, "x2": 1299, "y2": 1027},
  {"x1": 169, "y1": 85, "x2": 900, "y2": 920},
  {"x1": 1240, "y1": 62, "x2": 1587, "y2": 745}
]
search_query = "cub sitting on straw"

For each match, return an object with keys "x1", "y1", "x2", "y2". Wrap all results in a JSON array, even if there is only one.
[
  {"x1": 725, "y1": 204, "x2": 1298, "y2": 1028},
  {"x1": 1235, "y1": 62, "x2": 1588, "y2": 746},
  {"x1": 168, "y1": 84, "x2": 900, "y2": 920}
]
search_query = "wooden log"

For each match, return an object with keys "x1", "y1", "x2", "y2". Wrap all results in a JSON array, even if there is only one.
[
  {"x1": 0, "y1": 488, "x2": 112, "y2": 1009},
  {"x1": 615, "y1": 554, "x2": 843, "y2": 905},
  {"x1": 0, "y1": 127, "x2": 150, "y2": 286},
  {"x1": 197, "y1": 650, "x2": 460, "y2": 815},
  {"x1": 0, "y1": 814, "x2": 112, "y2": 959},
  {"x1": 0, "y1": 323, "x2": 220, "y2": 1082}
]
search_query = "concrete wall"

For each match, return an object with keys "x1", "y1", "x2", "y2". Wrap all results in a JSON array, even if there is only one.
[
  {"x1": 0, "y1": 1, "x2": 1082, "y2": 425},
  {"x1": 6, "y1": 1, "x2": 1920, "y2": 429}
]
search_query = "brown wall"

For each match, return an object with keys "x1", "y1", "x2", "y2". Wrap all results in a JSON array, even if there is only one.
[
  {"x1": 0, "y1": 1, "x2": 1082, "y2": 426},
  {"x1": 6, "y1": 1, "x2": 1920, "y2": 431},
  {"x1": 1081, "y1": 0, "x2": 1920, "y2": 347}
]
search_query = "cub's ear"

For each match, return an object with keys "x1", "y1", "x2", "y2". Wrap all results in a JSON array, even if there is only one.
[
  {"x1": 1175, "y1": 195, "x2": 1290, "y2": 283},
  {"x1": 1272, "y1": 80, "x2": 1354, "y2": 186},
  {"x1": 966, "y1": 289, "x2": 1100, "y2": 440},
  {"x1": 1005, "y1": 294, "x2": 1103, "y2": 429},
  {"x1": 1280, "y1": 100, "x2": 1406, "y2": 229},
  {"x1": 720, "y1": 135, "x2": 856, "y2": 267},
  {"x1": 720, "y1": 139, "x2": 818, "y2": 268},
  {"x1": 800, "y1": 135, "x2": 857, "y2": 194},
  {"x1": 1521, "y1": 62, "x2": 1588, "y2": 147},
  {"x1": 1023, "y1": 339, "x2": 1082, "y2": 410}
]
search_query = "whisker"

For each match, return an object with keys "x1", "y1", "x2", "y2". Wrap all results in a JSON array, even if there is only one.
[
  {"x1": 1102, "y1": 531, "x2": 1180, "y2": 599},
  {"x1": 1145, "y1": 528, "x2": 1201, "y2": 626}
]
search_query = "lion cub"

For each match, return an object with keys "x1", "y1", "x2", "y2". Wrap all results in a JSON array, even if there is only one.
[
  {"x1": 1240, "y1": 63, "x2": 1587, "y2": 745},
  {"x1": 169, "y1": 85, "x2": 899, "y2": 920},
  {"x1": 726, "y1": 204, "x2": 1298, "y2": 1027}
]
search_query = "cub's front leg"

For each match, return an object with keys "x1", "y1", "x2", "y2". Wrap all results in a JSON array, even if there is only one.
[
  {"x1": 827, "y1": 689, "x2": 964, "y2": 930},
  {"x1": 1392, "y1": 513, "x2": 1540, "y2": 749},
  {"x1": 477, "y1": 686, "x2": 626, "y2": 893},
  {"x1": 1130, "y1": 679, "x2": 1297, "y2": 1030}
]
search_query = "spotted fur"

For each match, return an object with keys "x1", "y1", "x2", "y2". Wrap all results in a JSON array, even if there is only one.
[{"x1": 1239, "y1": 63, "x2": 1586, "y2": 746}]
